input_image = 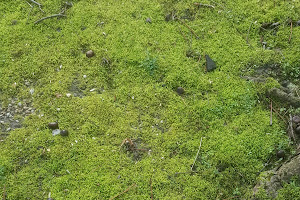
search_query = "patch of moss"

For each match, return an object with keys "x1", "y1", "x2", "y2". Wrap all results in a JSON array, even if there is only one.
[{"x1": 0, "y1": 0, "x2": 299, "y2": 199}]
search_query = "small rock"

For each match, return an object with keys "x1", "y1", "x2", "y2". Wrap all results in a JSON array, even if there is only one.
[
  {"x1": 145, "y1": 18, "x2": 152, "y2": 23},
  {"x1": 205, "y1": 55, "x2": 217, "y2": 72},
  {"x1": 86, "y1": 50, "x2": 95, "y2": 58},
  {"x1": 29, "y1": 88, "x2": 34, "y2": 95},
  {"x1": 297, "y1": 20, "x2": 300, "y2": 26},
  {"x1": 60, "y1": 130, "x2": 69, "y2": 136},
  {"x1": 83, "y1": 75, "x2": 87, "y2": 78},
  {"x1": 295, "y1": 126, "x2": 300, "y2": 135},
  {"x1": 48, "y1": 122, "x2": 59, "y2": 130},
  {"x1": 276, "y1": 150, "x2": 285, "y2": 159},
  {"x1": 52, "y1": 129, "x2": 61, "y2": 136},
  {"x1": 176, "y1": 87, "x2": 185, "y2": 95},
  {"x1": 6, "y1": 128, "x2": 11, "y2": 132},
  {"x1": 292, "y1": 116, "x2": 300, "y2": 124},
  {"x1": 66, "y1": 93, "x2": 72, "y2": 98}
]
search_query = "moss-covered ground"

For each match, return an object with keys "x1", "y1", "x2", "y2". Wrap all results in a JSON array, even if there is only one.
[{"x1": 0, "y1": 0, "x2": 299, "y2": 199}]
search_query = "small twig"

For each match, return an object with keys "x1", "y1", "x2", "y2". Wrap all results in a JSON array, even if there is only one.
[
  {"x1": 194, "y1": 3, "x2": 215, "y2": 9},
  {"x1": 34, "y1": 13, "x2": 66, "y2": 24},
  {"x1": 271, "y1": 107, "x2": 287, "y2": 124},
  {"x1": 28, "y1": 0, "x2": 44, "y2": 13},
  {"x1": 109, "y1": 183, "x2": 136, "y2": 200},
  {"x1": 177, "y1": 18, "x2": 199, "y2": 39},
  {"x1": 150, "y1": 177, "x2": 153, "y2": 200},
  {"x1": 288, "y1": 21, "x2": 293, "y2": 43},
  {"x1": 191, "y1": 137, "x2": 203, "y2": 171},
  {"x1": 270, "y1": 99, "x2": 273, "y2": 126}
]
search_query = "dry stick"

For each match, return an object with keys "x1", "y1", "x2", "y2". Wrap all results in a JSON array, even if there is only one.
[
  {"x1": 288, "y1": 21, "x2": 293, "y2": 43},
  {"x1": 177, "y1": 18, "x2": 199, "y2": 39},
  {"x1": 34, "y1": 14, "x2": 66, "y2": 24},
  {"x1": 191, "y1": 137, "x2": 203, "y2": 171},
  {"x1": 109, "y1": 183, "x2": 136, "y2": 200},
  {"x1": 270, "y1": 99, "x2": 273, "y2": 126},
  {"x1": 271, "y1": 107, "x2": 287, "y2": 124},
  {"x1": 28, "y1": 0, "x2": 44, "y2": 13}
]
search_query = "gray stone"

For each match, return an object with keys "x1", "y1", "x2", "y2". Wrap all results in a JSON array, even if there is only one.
[
  {"x1": 146, "y1": 18, "x2": 152, "y2": 23},
  {"x1": 52, "y1": 129, "x2": 61, "y2": 136},
  {"x1": 205, "y1": 55, "x2": 217, "y2": 72}
]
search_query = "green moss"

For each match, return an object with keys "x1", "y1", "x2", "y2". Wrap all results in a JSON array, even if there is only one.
[{"x1": 0, "y1": 0, "x2": 299, "y2": 199}]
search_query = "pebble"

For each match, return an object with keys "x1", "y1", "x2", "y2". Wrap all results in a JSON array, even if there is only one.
[
  {"x1": 48, "y1": 122, "x2": 59, "y2": 130},
  {"x1": 292, "y1": 116, "x2": 300, "y2": 124},
  {"x1": 25, "y1": 110, "x2": 31, "y2": 115},
  {"x1": 276, "y1": 150, "x2": 285, "y2": 159},
  {"x1": 295, "y1": 126, "x2": 300, "y2": 135},
  {"x1": 205, "y1": 55, "x2": 217, "y2": 72},
  {"x1": 29, "y1": 88, "x2": 34, "y2": 95},
  {"x1": 66, "y1": 93, "x2": 72, "y2": 98},
  {"x1": 52, "y1": 129, "x2": 61, "y2": 136},
  {"x1": 176, "y1": 87, "x2": 185, "y2": 95},
  {"x1": 146, "y1": 17, "x2": 152, "y2": 23},
  {"x1": 60, "y1": 130, "x2": 69, "y2": 136},
  {"x1": 83, "y1": 75, "x2": 87, "y2": 78},
  {"x1": 86, "y1": 50, "x2": 95, "y2": 58}
]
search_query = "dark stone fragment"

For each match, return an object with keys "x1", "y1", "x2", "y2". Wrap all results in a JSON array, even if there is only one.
[
  {"x1": 176, "y1": 87, "x2": 184, "y2": 95},
  {"x1": 48, "y1": 122, "x2": 59, "y2": 130},
  {"x1": 145, "y1": 18, "x2": 152, "y2": 23},
  {"x1": 297, "y1": 20, "x2": 300, "y2": 26},
  {"x1": 292, "y1": 116, "x2": 300, "y2": 124},
  {"x1": 86, "y1": 50, "x2": 95, "y2": 58},
  {"x1": 276, "y1": 150, "x2": 285, "y2": 159},
  {"x1": 295, "y1": 126, "x2": 300, "y2": 135},
  {"x1": 60, "y1": 130, "x2": 69, "y2": 136},
  {"x1": 205, "y1": 55, "x2": 217, "y2": 72}
]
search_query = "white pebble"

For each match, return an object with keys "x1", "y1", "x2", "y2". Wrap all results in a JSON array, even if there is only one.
[
  {"x1": 29, "y1": 88, "x2": 34, "y2": 95},
  {"x1": 52, "y1": 129, "x2": 61, "y2": 136}
]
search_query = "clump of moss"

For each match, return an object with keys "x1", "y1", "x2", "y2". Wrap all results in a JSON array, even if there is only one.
[{"x1": 0, "y1": 0, "x2": 299, "y2": 199}]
